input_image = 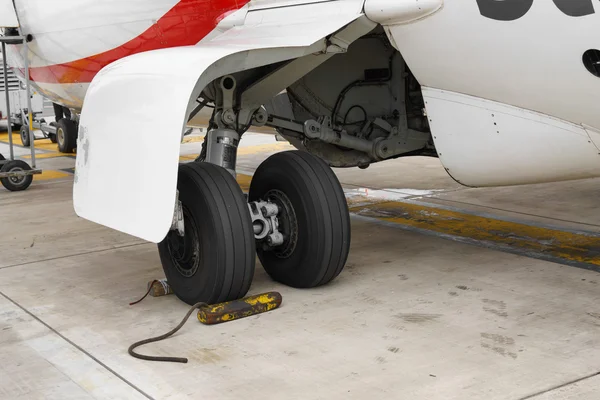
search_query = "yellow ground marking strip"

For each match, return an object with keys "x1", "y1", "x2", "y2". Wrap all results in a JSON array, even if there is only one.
[
  {"x1": 348, "y1": 199, "x2": 600, "y2": 267},
  {"x1": 0, "y1": 132, "x2": 59, "y2": 151},
  {"x1": 182, "y1": 135, "x2": 205, "y2": 144},
  {"x1": 33, "y1": 170, "x2": 71, "y2": 181},
  {"x1": 0, "y1": 132, "x2": 16, "y2": 141},
  {"x1": 22, "y1": 152, "x2": 70, "y2": 159},
  {"x1": 237, "y1": 174, "x2": 252, "y2": 192},
  {"x1": 32, "y1": 141, "x2": 60, "y2": 152}
]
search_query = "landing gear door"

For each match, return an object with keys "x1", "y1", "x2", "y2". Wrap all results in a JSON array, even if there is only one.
[
  {"x1": 0, "y1": 0, "x2": 19, "y2": 28},
  {"x1": 73, "y1": 8, "x2": 369, "y2": 243}
]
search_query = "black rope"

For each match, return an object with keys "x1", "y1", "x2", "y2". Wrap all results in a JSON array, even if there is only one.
[
  {"x1": 129, "y1": 280, "x2": 158, "y2": 306},
  {"x1": 128, "y1": 302, "x2": 207, "y2": 363}
]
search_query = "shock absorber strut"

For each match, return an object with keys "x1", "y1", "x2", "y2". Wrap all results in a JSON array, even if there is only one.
[{"x1": 205, "y1": 128, "x2": 240, "y2": 176}]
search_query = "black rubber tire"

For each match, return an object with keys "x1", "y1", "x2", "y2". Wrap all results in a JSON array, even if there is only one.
[
  {"x1": 157, "y1": 162, "x2": 255, "y2": 305},
  {"x1": 249, "y1": 150, "x2": 351, "y2": 288},
  {"x1": 48, "y1": 122, "x2": 58, "y2": 143},
  {"x1": 0, "y1": 160, "x2": 33, "y2": 191},
  {"x1": 20, "y1": 125, "x2": 30, "y2": 147},
  {"x1": 56, "y1": 118, "x2": 78, "y2": 153}
]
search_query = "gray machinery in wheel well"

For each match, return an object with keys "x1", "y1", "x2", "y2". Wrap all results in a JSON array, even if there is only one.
[{"x1": 205, "y1": 26, "x2": 435, "y2": 169}]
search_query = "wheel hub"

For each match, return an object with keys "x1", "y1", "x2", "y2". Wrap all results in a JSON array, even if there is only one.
[
  {"x1": 166, "y1": 206, "x2": 201, "y2": 277},
  {"x1": 263, "y1": 189, "x2": 298, "y2": 259},
  {"x1": 8, "y1": 167, "x2": 25, "y2": 185},
  {"x1": 57, "y1": 128, "x2": 65, "y2": 146}
]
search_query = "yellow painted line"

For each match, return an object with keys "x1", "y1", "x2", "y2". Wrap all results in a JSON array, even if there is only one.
[
  {"x1": 0, "y1": 132, "x2": 59, "y2": 151},
  {"x1": 33, "y1": 170, "x2": 71, "y2": 181},
  {"x1": 237, "y1": 174, "x2": 252, "y2": 191},
  {"x1": 0, "y1": 132, "x2": 16, "y2": 141},
  {"x1": 0, "y1": 132, "x2": 21, "y2": 145},
  {"x1": 348, "y1": 199, "x2": 600, "y2": 267},
  {"x1": 182, "y1": 135, "x2": 205, "y2": 144},
  {"x1": 22, "y1": 152, "x2": 71, "y2": 159}
]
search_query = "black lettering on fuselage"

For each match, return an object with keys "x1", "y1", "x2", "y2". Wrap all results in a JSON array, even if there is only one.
[
  {"x1": 476, "y1": 0, "x2": 534, "y2": 21},
  {"x1": 476, "y1": 0, "x2": 595, "y2": 21},
  {"x1": 552, "y1": 0, "x2": 595, "y2": 17}
]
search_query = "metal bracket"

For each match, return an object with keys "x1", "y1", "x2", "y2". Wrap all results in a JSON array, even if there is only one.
[
  {"x1": 248, "y1": 200, "x2": 284, "y2": 246},
  {"x1": 218, "y1": 75, "x2": 237, "y2": 128},
  {"x1": 171, "y1": 190, "x2": 185, "y2": 236}
]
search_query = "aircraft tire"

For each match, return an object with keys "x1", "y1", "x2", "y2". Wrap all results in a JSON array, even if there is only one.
[
  {"x1": 157, "y1": 162, "x2": 255, "y2": 305},
  {"x1": 56, "y1": 119, "x2": 78, "y2": 153},
  {"x1": 249, "y1": 150, "x2": 351, "y2": 288},
  {"x1": 0, "y1": 160, "x2": 33, "y2": 191},
  {"x1": 48, "y1": 122, "x2": 58, "y2": 143},
  {"x1": 20, "y1": 125, "x2": 30, "y2": 147}
]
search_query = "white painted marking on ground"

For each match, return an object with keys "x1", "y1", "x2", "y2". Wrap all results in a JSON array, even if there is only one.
[{"x1": 345, "y1": 187, "x2": 444, "y2": 201}]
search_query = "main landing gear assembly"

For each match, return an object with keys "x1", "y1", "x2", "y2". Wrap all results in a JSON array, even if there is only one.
[{"x1": 158, "y1": 76, "x2": 351, "y2": 305}]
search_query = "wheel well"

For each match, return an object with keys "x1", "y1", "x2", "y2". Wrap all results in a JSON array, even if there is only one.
[{"x1": 261, "y1": 26, "x2": 435, "y2": 168}]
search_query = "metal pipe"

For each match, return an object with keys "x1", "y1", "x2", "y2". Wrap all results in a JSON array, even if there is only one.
[
  {"x1": 23, "y1": 39, "x2": 35, "y2": 167},
  {"x1": 2, "y1": 42, "x2": 14, "y2": 161}
]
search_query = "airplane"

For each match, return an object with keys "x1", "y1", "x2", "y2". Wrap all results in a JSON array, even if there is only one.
[{"x1": 1, "y1": 0, "x2": 598, "y2": 305}]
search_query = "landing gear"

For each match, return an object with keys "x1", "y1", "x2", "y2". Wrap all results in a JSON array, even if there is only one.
[
  {"x1": 158, "y1": 73, "x2": 351, "y2": 304},
  {"x1": 157, "y1": 162, "x2": 255, "y2": 305},
  {"x1": 56, "y1": 118, "x2": 78, "y2": 153},
  {"x1": 249, "y1": 151, "x2": 351, "y2": 287},
  {"x1": 48, "y1": 122, "x2": 57, "y2": 143}
]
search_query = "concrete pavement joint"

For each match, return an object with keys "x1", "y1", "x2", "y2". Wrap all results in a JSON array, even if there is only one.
[
  {"x1": 0, "y1": 290, "x2": 156, "y2": 400},
  {"x1": 517, "y1": 371, "x2": 600, "y2": 399},
  {"x1": 0, "y1": 242, "x2": 149, "y2": 270}
]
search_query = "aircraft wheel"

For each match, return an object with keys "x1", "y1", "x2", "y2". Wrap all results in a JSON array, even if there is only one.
[
  {"x1": 157, "y1": 162, "x2": 255, "y2": 305},
  {"x1": 249, "y1": 151, "x2": 351, "y2": 288},
  {"x1": 56, "y1": 119, "x2": 78, "y2": 153},
  {"x1": 1, "y1": 160, "x2": 33, "y2": 192},
  {"x1": 48, "y1": 122, "x2": 57, "y2": 143},
  {"x1": 20, "y1": 125, "x2": 30, "y2": 147}
]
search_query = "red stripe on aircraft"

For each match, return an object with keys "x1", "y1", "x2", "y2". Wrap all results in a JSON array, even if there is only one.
[{"x1": 28, "y1": 0, "x2": 245, "y2": 84}]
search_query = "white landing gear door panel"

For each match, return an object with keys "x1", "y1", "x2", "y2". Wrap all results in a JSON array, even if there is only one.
[
  {"x1": 0, "y1": 0, "x2": 19, "y2": 27},
  {"x1": 73, "y1": 3, "x2": 370, "y2": 243}
]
